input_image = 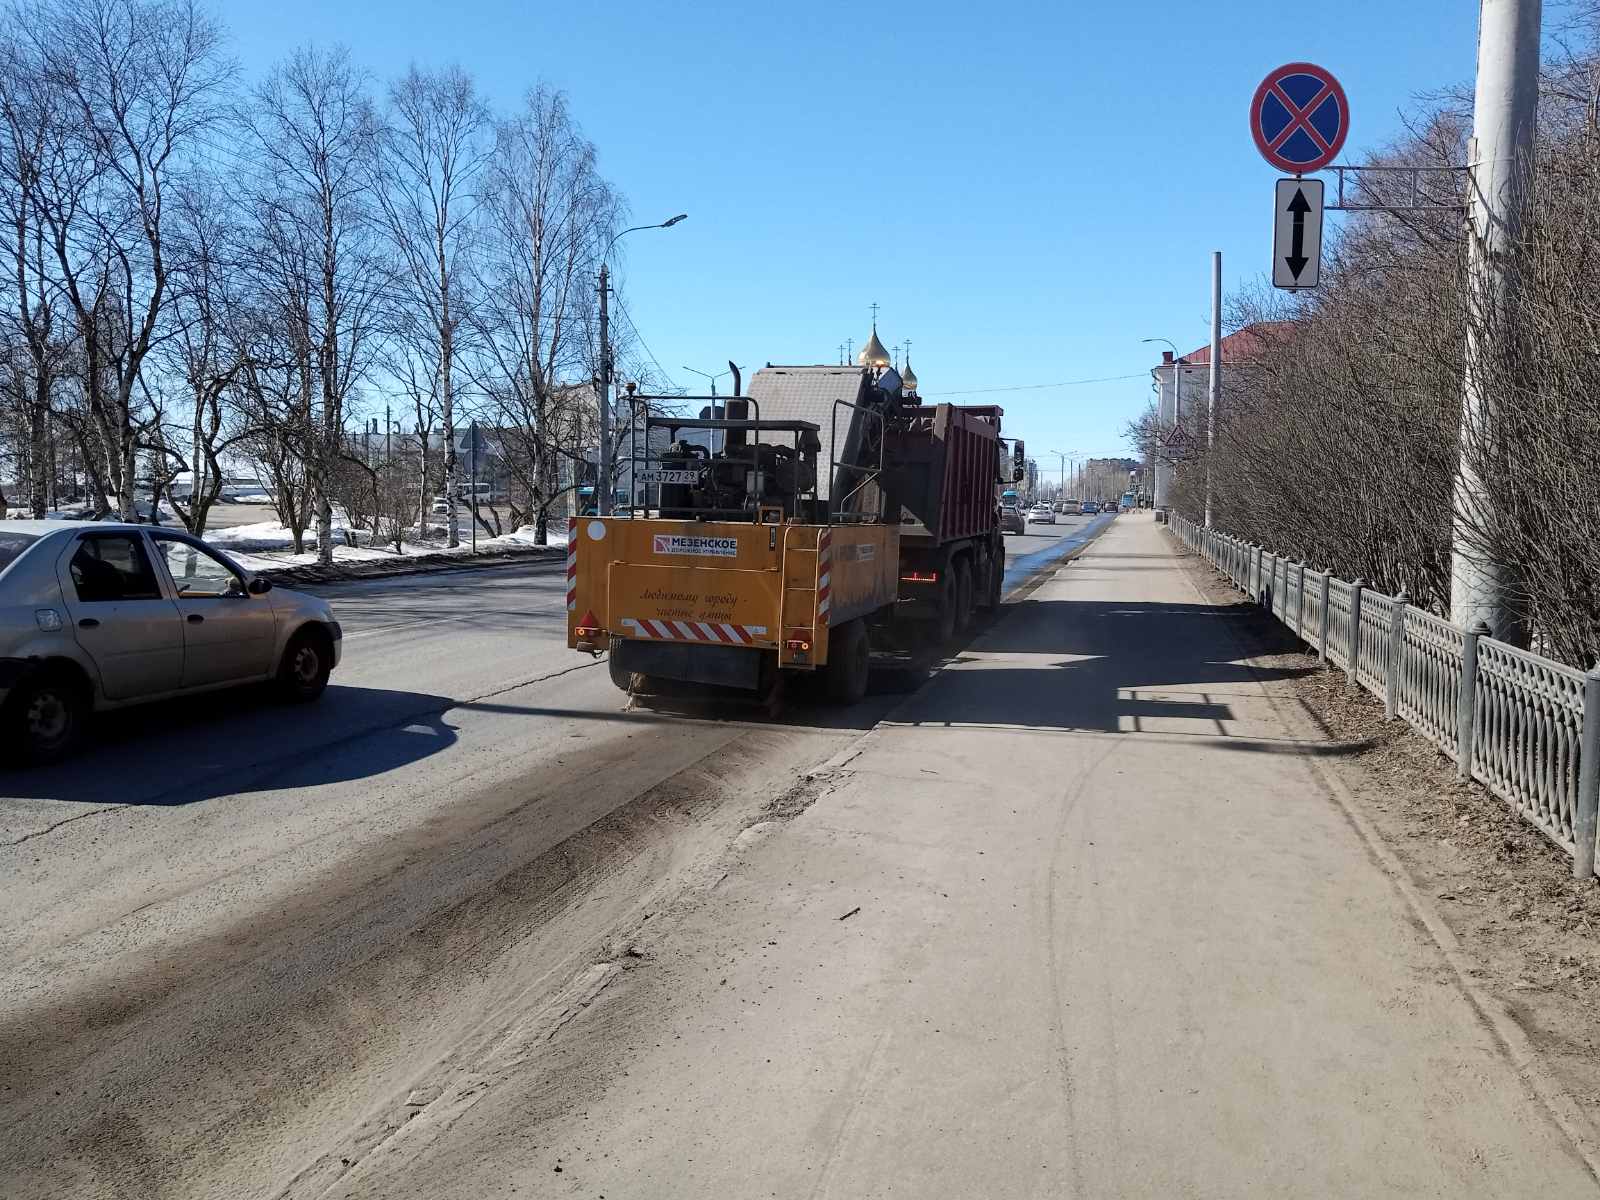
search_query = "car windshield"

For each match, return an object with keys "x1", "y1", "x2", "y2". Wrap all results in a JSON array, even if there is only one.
[{"x1": 0, "y1": 531, "x2": 41, "y2": 573}]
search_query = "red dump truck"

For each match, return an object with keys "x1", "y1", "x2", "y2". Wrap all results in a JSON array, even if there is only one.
[{"x1": 883, "y1": 402, "x2": 1016, "y2": 641}]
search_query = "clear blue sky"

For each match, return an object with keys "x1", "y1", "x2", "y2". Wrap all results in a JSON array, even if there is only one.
[{"x1": 219, "y1": 0, "x2": 1480, "y2": 464}]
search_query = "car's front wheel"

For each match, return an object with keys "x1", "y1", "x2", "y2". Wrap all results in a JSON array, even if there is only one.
[
  {"x1": 7, "y1": 672, "x2": 85, "y2": 766},
  {"x1": 276, "y1": 629, "x2": 332, "y2": 702}
]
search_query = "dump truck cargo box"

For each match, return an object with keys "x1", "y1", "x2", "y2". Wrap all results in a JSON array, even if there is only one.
[{"x1": 884, "y1": 403, "x2": 1003, "y2": 547}]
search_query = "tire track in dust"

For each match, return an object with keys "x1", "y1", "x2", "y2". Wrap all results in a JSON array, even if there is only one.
[{"x1": 1044, "y1": 737, "x2": 1120, "y2": 1198}]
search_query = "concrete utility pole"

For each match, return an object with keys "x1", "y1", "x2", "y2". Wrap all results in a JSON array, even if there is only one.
[
  {"x1": 1451, "y1": 0, "x2": 1541, "y2": 640},
  {"x1": 597, "y1": 261, "x2": 611, "y2": 516},
  {"x1": 1204, "y1": 251, "x2": 1221, "y2": 529}
]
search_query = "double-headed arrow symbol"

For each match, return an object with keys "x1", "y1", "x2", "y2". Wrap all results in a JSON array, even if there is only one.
[{"x1": 1284, "y1": 186, "x2": 1311, "y2": 280}]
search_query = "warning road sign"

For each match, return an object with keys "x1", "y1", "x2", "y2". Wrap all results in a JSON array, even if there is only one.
[
  {"x1": 1251, "y1": 63, "x2": 1349, "y2": 175},
  {"x1": 1272, "y1": 177, "x2": 1324, "y2": 289}
]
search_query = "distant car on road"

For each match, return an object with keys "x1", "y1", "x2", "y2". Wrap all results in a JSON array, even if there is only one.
[
  {"x1": 1027, "y1": 503, "x2": 1056, "y2": 525},
  {"x1": 0, "y1": 522, "x2": 341, "y2": 764},
  {"x1": 1000, "y1": 504, "x2": 1026, "y2": 535},
  {"x1": 1080, "y1": 501, "x2": 1099, "y2": 515}
]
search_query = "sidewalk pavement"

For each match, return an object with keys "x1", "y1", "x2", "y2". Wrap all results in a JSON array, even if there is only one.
[{"x1": 419, "y1": 513, "x2": 1600, "y2": 1198}]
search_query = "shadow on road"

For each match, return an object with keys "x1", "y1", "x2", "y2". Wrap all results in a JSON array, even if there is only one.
[
  {"x1": 8, "y1": 573, "x2": 1328, "y2": 803},
  {"x1": 887, "y1": 595, "x2": 1325, "y2": 739},
  {"x1": 6, "y1": 685, "x2": 461, "y2": 806}
]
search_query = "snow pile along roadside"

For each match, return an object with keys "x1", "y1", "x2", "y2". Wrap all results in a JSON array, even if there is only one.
[{"x1": 244, "y1": 525, "x2": 567, "y2": 584}]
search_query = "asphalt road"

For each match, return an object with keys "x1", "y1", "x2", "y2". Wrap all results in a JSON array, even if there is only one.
[
  {"x1": 0, "y1": 515, "x2": 1106, "y2": 1200},
  {"x1": 358, "y1": 514, "x2": 1599, "y2": 1200},
  {"x1": 1001, "y1": 510, "x2": 1107, "y2": 590},
  {"x1": 0, "y1": 515, "x2": 1097, "y2": 834}
]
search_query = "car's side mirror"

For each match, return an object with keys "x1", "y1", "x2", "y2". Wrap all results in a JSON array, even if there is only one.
[{"x1": 247, "y1": 577, "x2": 272, "y2": 596}]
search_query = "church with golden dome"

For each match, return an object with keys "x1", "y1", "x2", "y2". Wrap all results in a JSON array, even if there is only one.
[{"x1": 853, "y1": 316, "x2": 920, "y2": 399}]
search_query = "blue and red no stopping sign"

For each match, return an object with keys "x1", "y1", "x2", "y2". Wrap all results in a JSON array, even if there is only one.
[{"x1": 1251, "y1": 62, "x2": 1348, "y2": 174}]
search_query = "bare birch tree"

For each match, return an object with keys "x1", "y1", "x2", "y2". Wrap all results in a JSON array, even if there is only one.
[
  {"x1": 18, "y1": 0, "x2": 230, "y2": 518},
  {"x1": 245, "y1": 46, "x2": 382, "y2": 565},
  {"x1": 0, "y1": 20, "x2": 64, "y2": 515},
  {"x1": 374, "y1": 64, "x2": 489, "y2": 549},
  {"x1": 470, "y1": 85, "x2": 620, "y2": 542},
  {"x1": 157, "y1": 178, "x2": 256, "y2": 533}
]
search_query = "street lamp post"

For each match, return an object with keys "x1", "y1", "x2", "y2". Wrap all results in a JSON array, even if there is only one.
[
  {"x1": 597, "y1": 214, "x2": 687, "y2": 516},
  {"x1": 683, "y1": 365, "x2": 737, "y2": 456},
  {"x1": 1052, "y1": 450, "x2": 1087, "y2": 513},
  {"x1": 681, "y1": 365, "x2": 731, "y2": 398},
  {"x1": 1049, "y1": 450, "x2": 1074, "y2": 504}
]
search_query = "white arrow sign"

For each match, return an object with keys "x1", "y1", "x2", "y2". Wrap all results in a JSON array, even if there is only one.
[{"x1": 1272, "y1": 177, "x2": 1324, "y2": 290}]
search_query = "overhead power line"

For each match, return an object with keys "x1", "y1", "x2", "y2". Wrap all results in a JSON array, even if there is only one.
[
  {"x1": 925, "y1": 372, "x2": 1148, "y2": 397},
  {"x1": 611, "y1": 294, "x2": 677, "y2": 392}
]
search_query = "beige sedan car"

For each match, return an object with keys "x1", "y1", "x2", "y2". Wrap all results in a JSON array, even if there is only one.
[{"x1": 0, "y1": 522, "x2": 342, "y2": 763}]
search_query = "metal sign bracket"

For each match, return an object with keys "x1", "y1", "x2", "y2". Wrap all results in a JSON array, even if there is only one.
[{"x1": 1324, "y1": 163, "x2": 1469, "y2": 213}]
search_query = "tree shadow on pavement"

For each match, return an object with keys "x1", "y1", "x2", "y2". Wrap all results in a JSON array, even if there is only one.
[
  {"x1": 4, "y1": 685, "x2": 461, "y2": 807},
  {"x1": 887, "y1": 596, "x2": 1318, "y2": 736}
]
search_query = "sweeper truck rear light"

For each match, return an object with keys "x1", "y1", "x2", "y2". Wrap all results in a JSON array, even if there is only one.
[{"x1": 574, "y1": 609, "x2": 602, "y2": 651}]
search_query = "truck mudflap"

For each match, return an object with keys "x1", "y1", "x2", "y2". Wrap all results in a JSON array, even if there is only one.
[{"x1": 610, "y1": 636, "x2": 767, "y2": 690}]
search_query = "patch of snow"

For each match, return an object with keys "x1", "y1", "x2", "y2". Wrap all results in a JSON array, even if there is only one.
[
  {"x1": 3, "y1": 503, "x2": 563, "y2": 571},
  {"x1": 486, "y1": 524, "x2": 565, "y2": 549},
  {"x1": 204, "y1": 507, "x2": 367, "y2": 554}
]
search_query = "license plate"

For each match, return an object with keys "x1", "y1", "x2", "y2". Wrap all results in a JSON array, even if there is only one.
[{"x1": 637, "y1": 469, "x2": 698, "y2": 485}]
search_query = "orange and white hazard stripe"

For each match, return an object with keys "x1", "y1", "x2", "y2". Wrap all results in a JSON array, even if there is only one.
[
  {"x1": 816, "y1": 527, "x2": 832, "y2": 620},
  {"x1": 566, "y1": 518, "x2": 577, "y2": 612},
  {"x1": 620, "y1": 618, "x2": 768, "y2": 644}
]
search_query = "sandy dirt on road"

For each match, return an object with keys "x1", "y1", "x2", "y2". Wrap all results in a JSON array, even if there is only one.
[{"x1": 0, "y1": 703, "x2": 862, "y2": 1200}]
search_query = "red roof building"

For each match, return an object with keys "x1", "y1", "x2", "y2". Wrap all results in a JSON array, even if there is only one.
[{"x1": 1174, "y1": 321, "x2": 1295, "y2": 367}]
